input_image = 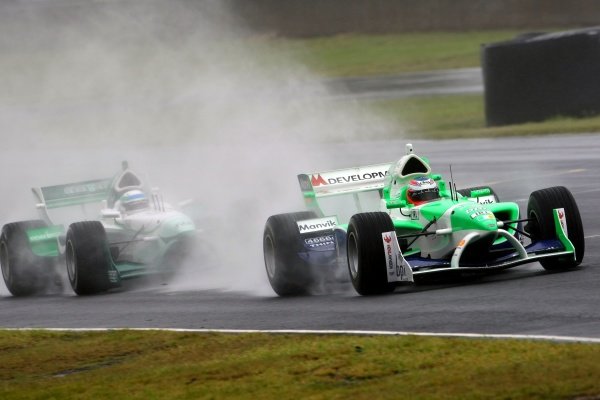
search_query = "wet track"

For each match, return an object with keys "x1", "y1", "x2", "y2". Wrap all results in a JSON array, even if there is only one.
[
  {"x1": 2, "y1": 134, "x2": 599, "y2": 338},
  {"x1": 327, "y1": 68, "x2": 483, "y2": 100}
]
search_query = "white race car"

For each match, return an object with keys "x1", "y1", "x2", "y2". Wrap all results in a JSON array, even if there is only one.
[{"x1": 1, "y1": 162, "x2": 197, "y2": 296}]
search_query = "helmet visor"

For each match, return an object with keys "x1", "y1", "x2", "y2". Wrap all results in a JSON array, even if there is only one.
[{"x1": 409, "y1": 188, "x2": 439, "y2": 203}]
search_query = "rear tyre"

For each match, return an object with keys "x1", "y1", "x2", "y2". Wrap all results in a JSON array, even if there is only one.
[
  {"x1": 525, "y1": 186, "x2": 584, "y2": 270},
  {"x1": 66, "y1": 221, "x2": 114, "y2": 295},
  {"x1": 263, "y1": 211, "x2": 317, "y2": 296},
  {"x1": 457, "y1": 186, "x2": 500, "y2": 203},
  {"x1": 0, "y1": 220, "x2": 56, "y2": 296},
  {"x1": 346, "y1": 212, "x2": 396, "y2": 295}
]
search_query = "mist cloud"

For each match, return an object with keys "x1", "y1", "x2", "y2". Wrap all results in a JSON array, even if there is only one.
[{"x1": 0, "y1": 0, "x2": 396, "y2": 296}]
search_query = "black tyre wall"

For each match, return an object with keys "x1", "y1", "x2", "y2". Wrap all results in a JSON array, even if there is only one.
[
  {"x1": 263, "y1": 211, "x2": 317, "y2": 296},
  {"x1": 0, "y1": 220, "x2": 55, "y2": 296},
  {"x1": 482, "y1": 27, "x2": 600, "y2": 126},
  {"x1": 66, "y1": 221, "x2": 113, "y2": 295},
  {"x1": 346, "y1": 212, "x2": 396, "y2": 295},
  {"x1": 526, "y1": 186, "x2": 585, "y2": 270}
]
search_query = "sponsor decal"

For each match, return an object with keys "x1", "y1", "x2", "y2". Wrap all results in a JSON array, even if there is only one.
[
  {"x1": 28, "y1": 232, "x2": 58, "y2": 241},
  {"x1": 63, "y1": 181, "x2": 110, "y2": 195},
  {"x1": 311, "y1": 174, "x2": 327, "y2": 187},
  {"x1": 557, "y1": 208, "x2": 568, "y2": 236},
  {"x1": 466, "y1": 206, "x2": 494, "y2": 220},
  {"x1": 304, "y1": 235, "x2": 335, "y2": 249},
  {"x1": 310, "y1": 165, "x2": 390, "y2": 188},
  {"x1": 410, "y1": 209, "x2": 420, "y2": 221},
  {"x1": 381, "y1": 231, "x2": 414, "y2": 283},
  {"x1": 457, "y1": 239, "x2": 466, "y2": 248},
  {"x1": 297, "y1": 216, "x2": 338, "y2": 234},
  {"x1": 476, "y1": 195, "x2": 496, "y2": 204}
]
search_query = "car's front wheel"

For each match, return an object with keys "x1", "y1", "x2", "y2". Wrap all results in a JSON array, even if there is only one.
[
  {"x1": 347, "y1": 212, "x2": 396, "y2": 295},
  {"x1": 66, "y1": 221, "x2": 115, "y2": 295},
  {"x1": 526, "y1": 186, "x2": 584, "y2": 270}
]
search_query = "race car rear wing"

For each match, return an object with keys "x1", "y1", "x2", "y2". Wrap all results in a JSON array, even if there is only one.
[
  {"x1": 297, "y1": 163, "x2": 391, "y2": 198},
  {"x1": 297, "y1": 163, "x2": 391, "y2": 215},
  {"x1": 32, "y1": 178, "x2": 113, "y2": 210},
  {"x1": 32, "y1": 178, "x2": 113, "y2": 224}
]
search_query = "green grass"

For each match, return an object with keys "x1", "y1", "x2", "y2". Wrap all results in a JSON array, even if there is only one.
[
  {"x1": 369, "y1": 94, "x2": 600, "y2": 139},
  {"x1": 263, "y1": 30, "x2": 600, "y2": 139},
  {"x1": 1, "y1": 330, "x2": 599, "y2": 400},
  {"x1": 272, "y1": 30, "x2": 527, "y2": 77}
]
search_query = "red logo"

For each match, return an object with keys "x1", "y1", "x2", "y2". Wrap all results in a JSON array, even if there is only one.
[
  {"x1": 383, "y1": 235, "x2": 392, "y2": 243},
  {"x1": 311, "y1": 174, "x2": 327, "y2": 186},
  {"x1": 559, "y1": 210, "x2": 565, "y2": 219}
]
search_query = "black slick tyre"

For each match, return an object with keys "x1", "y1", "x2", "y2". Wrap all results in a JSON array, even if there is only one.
[
  {"x1": 263, "y1": 211, "x2": 317, "y2": 296},
  {"x1": 65, "y1": 221, "x2": 113, "y2": 295},
  {"x1": 346, "y1": 212, "x2": 396, "y2": 295},
  {"x1": 0, "y1": 220, "x2": 55, "y2": 296},
  {"x1": 526, "y1": 186, "x2": 584, "y2": 270}
]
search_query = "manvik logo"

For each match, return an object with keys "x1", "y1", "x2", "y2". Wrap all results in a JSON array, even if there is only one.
[
  {"x1": 297, "y1": 219, "x2": 337, "y2": 233},
  {"x1": 383, "y1": 235, "x2": 392, "y2": 243},
  {"x1": 311, "y1": 174, "x2": 327, "y2": 186}
]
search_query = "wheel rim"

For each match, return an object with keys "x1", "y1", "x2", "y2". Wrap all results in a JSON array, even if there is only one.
[
  {"x1": 347, "y1": 232, "x2": 359, "y2": 279},
  {"x1": 65, "y1": 240, "x2": 76, "y2": 283},
  {"x1": 264, "y1": 235, "x2": 276, "y2": 279},
  {"x1": 0, "y1": 241, "x2": 10, "y2": 283}
]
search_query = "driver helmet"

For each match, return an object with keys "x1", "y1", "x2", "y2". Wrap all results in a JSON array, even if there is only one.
[
  {"x1": 119, "y1": 189, "x2": 149, "y2": 212},
  {"x1": 407, "y1": 176, "x2": 439, "y2": 205}
]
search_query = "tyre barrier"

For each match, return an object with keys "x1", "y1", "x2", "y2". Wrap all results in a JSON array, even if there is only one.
[{"x1": 482, "y1": 27, "x2": 600, "y2": 126}]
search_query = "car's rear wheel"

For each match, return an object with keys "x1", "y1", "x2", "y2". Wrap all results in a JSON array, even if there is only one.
[
  {"x1": 0, "y1": 220, "x2": 57, "y2": 296},
  {"x1": 66, "y1": 221, "x2": 114, "y2": 295},
  {"x1": 347, "y1": 212, "x2": 396, "y2": 295},
  {"x1": 263, "y1": 211, "x2": 317, "y2": 296},
  {"x1": 526, "y1": 186, "x2": 584, "y2": 270}
]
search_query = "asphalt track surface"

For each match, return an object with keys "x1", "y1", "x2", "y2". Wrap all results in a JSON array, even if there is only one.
[
  {"x1": 1, "y1": 134, "x2": 599, "y2": 339},
  {"x1": 327, "y1": 68, "x2": 483, "y2": 100}
]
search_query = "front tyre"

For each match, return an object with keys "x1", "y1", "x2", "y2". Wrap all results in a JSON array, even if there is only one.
[
  {"x1": 263, "y1": 211, "x2": 317, "y2": 296},
  {"x1": 347, "y1": 212, "x2": 396, "y2": 295},
  {"x1": 66, "y1": 221, "x2": 114, "y2": 295},
  {"x1": 526, "y1": 186, "x2": 584, "y2": 270}
]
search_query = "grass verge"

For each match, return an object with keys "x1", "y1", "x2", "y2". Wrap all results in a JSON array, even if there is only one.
[
  {"x1": 267, "y1": 30, "x2": 600, "y2": 138},
  {"x1": 272, "y1": 30, "x2": 528, "y2": 77},
  {"x1": 369, "y1": 94, "x2": 600, "y2": 139},
  {"x1": 1, "y1": 330, "x2": 599, "y2": 400}
]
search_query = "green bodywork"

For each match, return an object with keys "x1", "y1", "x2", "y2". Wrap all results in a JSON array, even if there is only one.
[
  {"x1": 26, "y1": 225, "x2": 63, "y2": 257},
  {"x1": 299, "y1": 154, "x2": 521, "y2": 248}
]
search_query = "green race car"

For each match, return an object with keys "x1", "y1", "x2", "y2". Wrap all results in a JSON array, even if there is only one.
[
  {"x1": 1, "y1": 162, "x2": 197, "y2": 296},
  {"x1": 263, "y1": 144, "x2": 584, "y2": 296}
]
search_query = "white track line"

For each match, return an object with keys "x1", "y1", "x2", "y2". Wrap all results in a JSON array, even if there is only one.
[
  {"x1": 3, "y1": 328, "x2": 600, "y2": 344},
  {"x1": 585, "y1": 234, "x2": 600, "y2": 239}
]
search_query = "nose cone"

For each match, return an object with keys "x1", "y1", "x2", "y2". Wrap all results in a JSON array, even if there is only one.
[{"x1": 451, "y1": 204, "x2": 498, "y2": 232}]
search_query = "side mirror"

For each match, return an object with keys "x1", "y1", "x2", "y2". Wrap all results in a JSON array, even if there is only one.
[
  {"x1": 386, "y1": 198, "x2": 407, "y2": 209},
  {"x1": 101, "y1": 209, "x2": 121, "y2": 219}
]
